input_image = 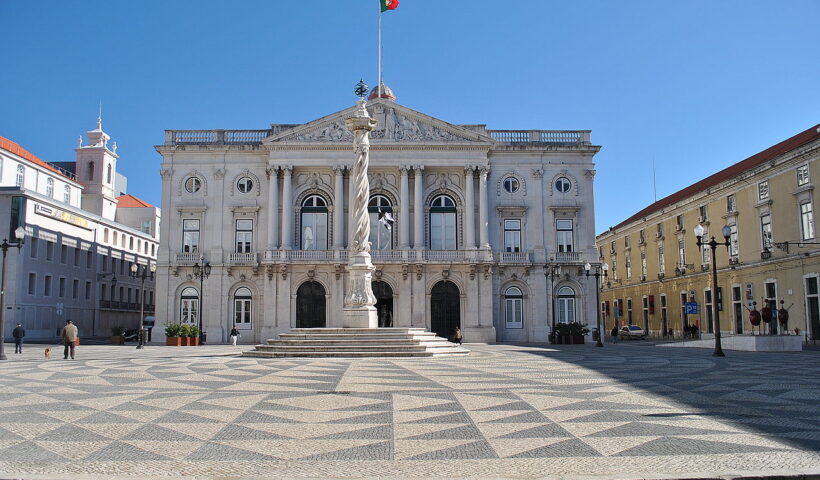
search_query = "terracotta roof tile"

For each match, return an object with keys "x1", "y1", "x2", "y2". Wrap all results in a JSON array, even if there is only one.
[
  {"x1": 116, "y1": 194, "x2": 154, "y2": 208},
  {"x1": 608, "y1": 124, "x2": 820, "y2": 232},
  {"x1": 0, "y1": 136, "x2": 78, "y2": 184}
]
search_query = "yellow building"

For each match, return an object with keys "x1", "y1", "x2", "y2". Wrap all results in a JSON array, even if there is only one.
[{"x1": 596, "y1": 125, "x2": 820, "y2": 341}]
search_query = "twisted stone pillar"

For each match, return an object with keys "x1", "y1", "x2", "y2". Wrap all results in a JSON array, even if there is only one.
[{"x1": 343, "y1": 100, "x2": 378, "y2": 328}]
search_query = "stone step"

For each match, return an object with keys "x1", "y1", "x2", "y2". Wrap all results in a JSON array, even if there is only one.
[
  {"x1": 275, "y1": 333, "x2": 440, "y2": 341},
  {"x1": 287, "y1": 328, "x2": 428, "y2": 334},
  {"x1": 269, "y1": 338, "x2": 451, "y2": 346},
  {"x1": 243, "y1": 348, "x2": 469, "y2": 358}
]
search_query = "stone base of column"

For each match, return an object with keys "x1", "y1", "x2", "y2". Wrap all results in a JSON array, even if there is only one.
[{"x1": 343, "y1": 252, "x2": 378, "y2": 329}]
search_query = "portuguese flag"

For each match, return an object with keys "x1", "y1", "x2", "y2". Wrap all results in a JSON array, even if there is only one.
[{"x1": 381, "y1": 0, "x2": 399, "y2": 12}]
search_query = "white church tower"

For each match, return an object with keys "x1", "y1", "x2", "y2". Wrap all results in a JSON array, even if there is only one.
[{"x1": 75, "y1": 115, "x2": 119, "y2": 220}]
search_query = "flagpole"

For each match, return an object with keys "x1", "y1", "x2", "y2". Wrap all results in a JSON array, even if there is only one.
[{"x1": 378, "y1": 2, "x2": 382, "y2": 96}]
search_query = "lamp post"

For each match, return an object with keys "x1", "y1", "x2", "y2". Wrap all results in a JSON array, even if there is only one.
[
  {"x1": 192, "y1": 256, "x2": 211, "y2": 344},
  {"x1": 694, "y1": 223, "x2": 731, "y2": 357},
  {"x1": 0, "y1": 226, "x2": 26, "y2": 361},
  {"x1": 585, "y1": 261, "x2": 609, "y2": 347},
  {"x1": 545, "y1": 264, "x2": 562, "y2": 343},
  {"x1": 130, "y1": 262, "x2": 156, "y2": 349}
]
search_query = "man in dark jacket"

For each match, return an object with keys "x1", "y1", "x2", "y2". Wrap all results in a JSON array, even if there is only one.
[{"x1": 12, "y1": 323, "x2": 25, "y2": 354}]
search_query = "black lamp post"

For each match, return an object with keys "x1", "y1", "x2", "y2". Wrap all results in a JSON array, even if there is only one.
[
  {"x1": 192, "y1": 257, "x2": 211, "y2": 345},
  {"x1": 545, "y1": 264, "x2": 562, "y2": 343},
  {"x1": 585, "y1": 261, "x2": 609, "y2": 347},
  {"x1": 130, "y1": 262, "x2": 156, "y2": 349},
  {"x1": 694, "y1": 223, "x2": 731, "y2": 357},
  {"x1": 0, "y1": 226, "x2": 26, "y2": 361}
]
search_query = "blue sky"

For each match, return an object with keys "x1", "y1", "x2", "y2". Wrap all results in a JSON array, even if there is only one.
[{"x1": 2, "y1": 0, "x2": 818, "y2": 234}]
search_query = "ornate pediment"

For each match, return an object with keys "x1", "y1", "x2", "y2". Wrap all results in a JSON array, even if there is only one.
[{"x1": 266, "y1": 99, "x2": 491, "y2": 144}]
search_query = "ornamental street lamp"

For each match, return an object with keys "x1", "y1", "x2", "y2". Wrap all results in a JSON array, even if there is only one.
[
  {"x1": 0, "y1": 226, "x2": 26, "y2": 361},
  {"x1": 545, "y1": 264, "x2": 562, "y2": 343},
  {"x1": 130, "y1": 262, "x2": 156, "y2": 349},
  {"x1": 694, "y1": 223, "x2": 731, "y2": 357},
  {"x1": 585, "y1": 261, "x2": 609, "y2": 347},
  {"x1": 192, "y1": 257, "x2": 211, "y2": 344}
]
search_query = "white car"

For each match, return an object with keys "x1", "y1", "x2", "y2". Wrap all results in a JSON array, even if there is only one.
[{"x1": 619, "y1": 325, "x2": 646, "y2": 340}]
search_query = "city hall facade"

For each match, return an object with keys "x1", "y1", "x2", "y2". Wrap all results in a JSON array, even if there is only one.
[{"x1": 154, "y1": 92, "x2": 601, "y2": 344}]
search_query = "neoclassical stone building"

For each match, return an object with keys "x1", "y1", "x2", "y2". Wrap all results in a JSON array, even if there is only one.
[{"x1": 154, "y1": 91, "x2": 601, "y2": 344}]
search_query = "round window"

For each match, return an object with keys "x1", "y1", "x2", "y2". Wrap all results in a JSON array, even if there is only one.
[
  {"x1": 555, "y1": 177, "x2": 571, "y2": 193},
  {"x1": 503, "y1": 177, "x2": 520, "y2": 193},
  {"x1": 237, "y1": 177, "x2": 253, "y2": 194},
  {"x1": 184, "y1": 177, "x2": 201, "y2": 193}
]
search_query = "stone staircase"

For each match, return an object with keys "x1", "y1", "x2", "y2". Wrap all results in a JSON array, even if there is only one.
[{"x1": 242, "y1": 328, "x2": 470, "y2": 358}]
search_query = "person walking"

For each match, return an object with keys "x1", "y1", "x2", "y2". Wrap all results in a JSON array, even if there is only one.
[
  {"x1": 229, "y1": 326, "x2": 240, "y2": 346},
  {"x1": 611, "y1": 325, "x2": 619, "y2": 343},
  {"x1": 12, "y1": 323, "x2": 25, "y2": 354},
  {"x1": 452, "y1": 326, "x2": 463, "y2": 344},
  {"x1": 61, "y1": 320, "x2": 78, "y2": 360}
]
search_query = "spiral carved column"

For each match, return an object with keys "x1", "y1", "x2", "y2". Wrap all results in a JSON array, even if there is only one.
[{"x1": 342, "y1": 100, "x2": 379, "y2": 328}]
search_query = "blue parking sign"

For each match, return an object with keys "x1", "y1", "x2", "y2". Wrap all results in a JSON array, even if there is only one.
[{"x1": 685, "y1": 302, "x2": 699, "y2": 314}]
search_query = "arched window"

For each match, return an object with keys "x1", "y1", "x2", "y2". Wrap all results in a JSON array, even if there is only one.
[
  {"x1": 504, "y1": 286, "x2": 523, "y2": 329},
  {"x1": 430, "y1": 195, "x2": 456, "y2": 250},
  {"x1": 106, "y1": 164, "x2": 112, "y2": 184},
  {"x1": 16, "y1": 165, "x2": 25, "y2": 187},
  {"x1": 301, "y1": 195, "x2": 328, "y2": 250},
  {"x1": 63, "y1": 185, "x2": 71, "y2": 203},
  {"x1": 368, "y1": 195, "x2": 393, "y2": 250},
  {"x1": 103, "y1": 228, "x2": 109, "y2": 243},
  {"x1": 234, "y1": 287, "x2": 252, "y2": 329},
  {"x1": 87, "y1": 162, "x2": 94, "y2": 181},
  {"x1": 46, "y1": 178, "x2": 54, "y2": 197},
  {"x1": 180, "y1": 287, "x2": 199, "y2": 325},
  {"x1": 557, "y1": 286, "x2": 576, "y2": 324}
]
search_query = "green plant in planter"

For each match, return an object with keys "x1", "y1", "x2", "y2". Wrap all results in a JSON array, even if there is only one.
[
  {"x1": 555, "y1": 322, "x2": 590, "y2": 336},
  {"x1": 187, "y1": 326, "x2": 201, "y2": 338},
  {"x1": 111, "y1": 326, "x2": 125, "y2": 336},
  {"x1": 164, "y1": 323, "x2": 182, "y2": 337}
]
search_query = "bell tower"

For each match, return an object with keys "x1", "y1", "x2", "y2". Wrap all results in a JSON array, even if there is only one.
[{"x1": 75, "y1": 114, "x2": 119, "y2": 220}]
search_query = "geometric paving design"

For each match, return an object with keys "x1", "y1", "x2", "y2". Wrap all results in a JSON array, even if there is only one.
[{"x1": 0, "y1": 342, "x2": 819, "y2": 479}]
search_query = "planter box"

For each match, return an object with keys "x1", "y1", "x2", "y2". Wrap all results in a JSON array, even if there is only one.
[
  {"x1": 166, "y1": 337, "x2": 183, "y2": 346},
  {"x1": 557, "y1": 335, "x2": 585, "y2": 345},
  {"x1": 188, "y1": 337, "x2": 200, "y2": 346},
  {"x1": 110, "y1": 336, "x2": 124, "y2": 345}
]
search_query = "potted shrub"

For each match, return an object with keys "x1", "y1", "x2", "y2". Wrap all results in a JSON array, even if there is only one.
[
  {"x1": 186, "y1": 325, "x2": 201, "y2": 346},
  {"x1": 110, "y1": 326, "x2": 125, "y2": 345},
  {"x1": 555, "y1": 322, "x2": 589, "y2": 344},
  {"x1": 165, "y1": 323, "x2": 183, "y2": 346}
]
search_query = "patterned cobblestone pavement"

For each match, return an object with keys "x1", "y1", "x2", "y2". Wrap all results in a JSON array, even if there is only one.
[{"x1": 0, "y1": 341, "x2": 818, "y2": 479}]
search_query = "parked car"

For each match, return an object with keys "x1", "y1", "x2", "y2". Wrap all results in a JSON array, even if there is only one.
[{"x1": 619, "y1": 325, "x2": 646, "y2": 339}]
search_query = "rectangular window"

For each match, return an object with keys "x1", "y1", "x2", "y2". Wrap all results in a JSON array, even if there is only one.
[
  {"x1": 85, "y1": 281, "x2": 91, "y2": 300},
  {"x1": 701, "y1": 227, "x2": 710, "y2": 265},
  {"x1": 86, "y1": 250, "x2": 92, "y2": 269},
  {"x1": 504, "y1": 219, "x2": 521, "y2": 252},
  {"x1": 704, "y1": 289, "x2": 713, "y2": 333},
  {"x1": 235, "y1": 219, "x2": 253, "y2": 253},
  {"x1": 141, "y1": 220, "x2": 151, "y2": 234},
  {"x1": 610, "y1": 240, "x2": 616, "y2": 254},
  {"x1": 797, "y1": 164, "x2": 809, "y2": 186},
  {"x1": 72, "y1": 279, "x2": 79, "y2": 299},
  {"x1": 625, "y1": 256, "x2": 632, "y2": 279},
  {"x1": 805, "y1": 276, "x2": 819, "y2": 342},
  {"x1": 801, "y1": 202, "x2": 815, "y2": 240},
  {"x1": 678, "y1": 238, "x2": 686, "y2": 267},
  {"x1": 29, "y1": 237, "x2": 38, "y2": 258},
  {"x1": 28, "y1": 273, "x2": 35, "y2": 295},
  {"x1": 46, "y1": 241, "x2": 54, "y2": 261},
  {"x1": 44, "y1": 275, "x2": 52, "y2": 296},
  {"x1": 761, "y1": 214, "x2": 772, "y2": 250},
  {"x1": 699, "y1": 205, "x2": 708, "y2": 222},
  {"x1": 765, "y1": 281, "x2": 778, "y2": 334},
  {"x1": 732, "y1": 285, "x2": 743, "y2": 334},
  {"x1": 556, "y1": 220, "x2": 573, "y2": 252},
  {"x1": 676, "y1": 215, "x2": 683, "y2": 231},
  {"x1": 656, "y1": 223, "x2": 663, "y2": 238},
  {"x1": 61, "y1": 245, "x2": 68, "y2": 264},
  {"x1": 430, "y1": 213, "x2": 456, "y2": 250},
  {"x1": 59, "y1": 277, "x2": 66, "y2": 298},
  {"x1": 119, "y1": 286, "x2": 124, "y2": 303},
  {"x1": 612, "y1": 259, "x2": 618, "y2": 281},
  {"x1": 640, "y1": 251, "x2": 647, "y2": 277},
  {"x1": 182, "y1": 219, "x2": 200, "y2": 253},
  {"x1": 74, "y1": 248, "x2": 80, "y2": 266},
  {"x1": 729, "y1": 224, "x2": 739, "y2": 257},
  {"x1": 758, "y1": 181, "x2": 769, "y2": 201},
  {"x1": 660, "y1": 294, "x2": 668, "y2": 335},
  {"x1": 627, "y1": 298, "x2": 633, "y2": 325},
  {"x1": 642, "y1": 296, "x2": 649, "y2": 332},
  {"x1": 727, "y1": 194, "x2": 736, "y2": 213},
  {"x1": 638, "y1": 229, "x2": 645, "y2": 244},
  {"x1": 658, "y1": 245, "x2": 665, "y2": 274},
  {"x1": 101, "y1": 284, "x2": 107, "y2": 302},
  {"x1": 624, "y1": 235, "x2": 630, "y2": 248}
]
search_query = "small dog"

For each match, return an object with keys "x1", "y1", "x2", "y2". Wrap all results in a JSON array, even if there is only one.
[{"x1": 44, "y1": 348, "x2": 52, "y2": 360}]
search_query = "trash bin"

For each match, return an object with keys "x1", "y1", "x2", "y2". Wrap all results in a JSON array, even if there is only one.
[{"x1": 592, "y1": 328, "x2": 600, "y2": 342}]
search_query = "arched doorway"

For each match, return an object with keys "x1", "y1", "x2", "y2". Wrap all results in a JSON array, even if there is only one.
[
  {"x1": 431, "y1": 281, "x2": 460, "y2": 339},
  {"x1": 296, "y1": 281, "x2": 326, "y2": 328},
  {"x1": 372, "y1": 281, "x2": 393, "y2": 328}
]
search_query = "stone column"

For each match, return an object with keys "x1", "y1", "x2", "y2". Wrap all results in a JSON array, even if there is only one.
[
  {"x1": 332, "y1": 165, "x2": 345, "y2": 249},
  {"x1": 413, "y1": 166, "x2": 424, "y2": 249},
  {"x1": 479, "y1": 166, "x2": 490, "y2": 249},
  {"x1": 280, "y1": 166, "x2": 293, "y2": 249},
  {"x1": 343, "y1": 99, "x2": 378, "y2": 328},
  {"x1": 267, "y1": 166, "x2": 279, "y2": 250},
  {"x1": 464, "y1": 165, "x2": 476, "y2": 249},
  {"x1": 399, "y1": 165, "x2": 410, "y2": 249}
]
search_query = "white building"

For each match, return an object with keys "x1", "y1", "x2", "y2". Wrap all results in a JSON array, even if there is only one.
[
  {"x1": 155, "y1": 89, "x2": 601, "y2": 344},
  {"x1": 0, "y1": 117, "x2": 160, "y2": 341}
]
